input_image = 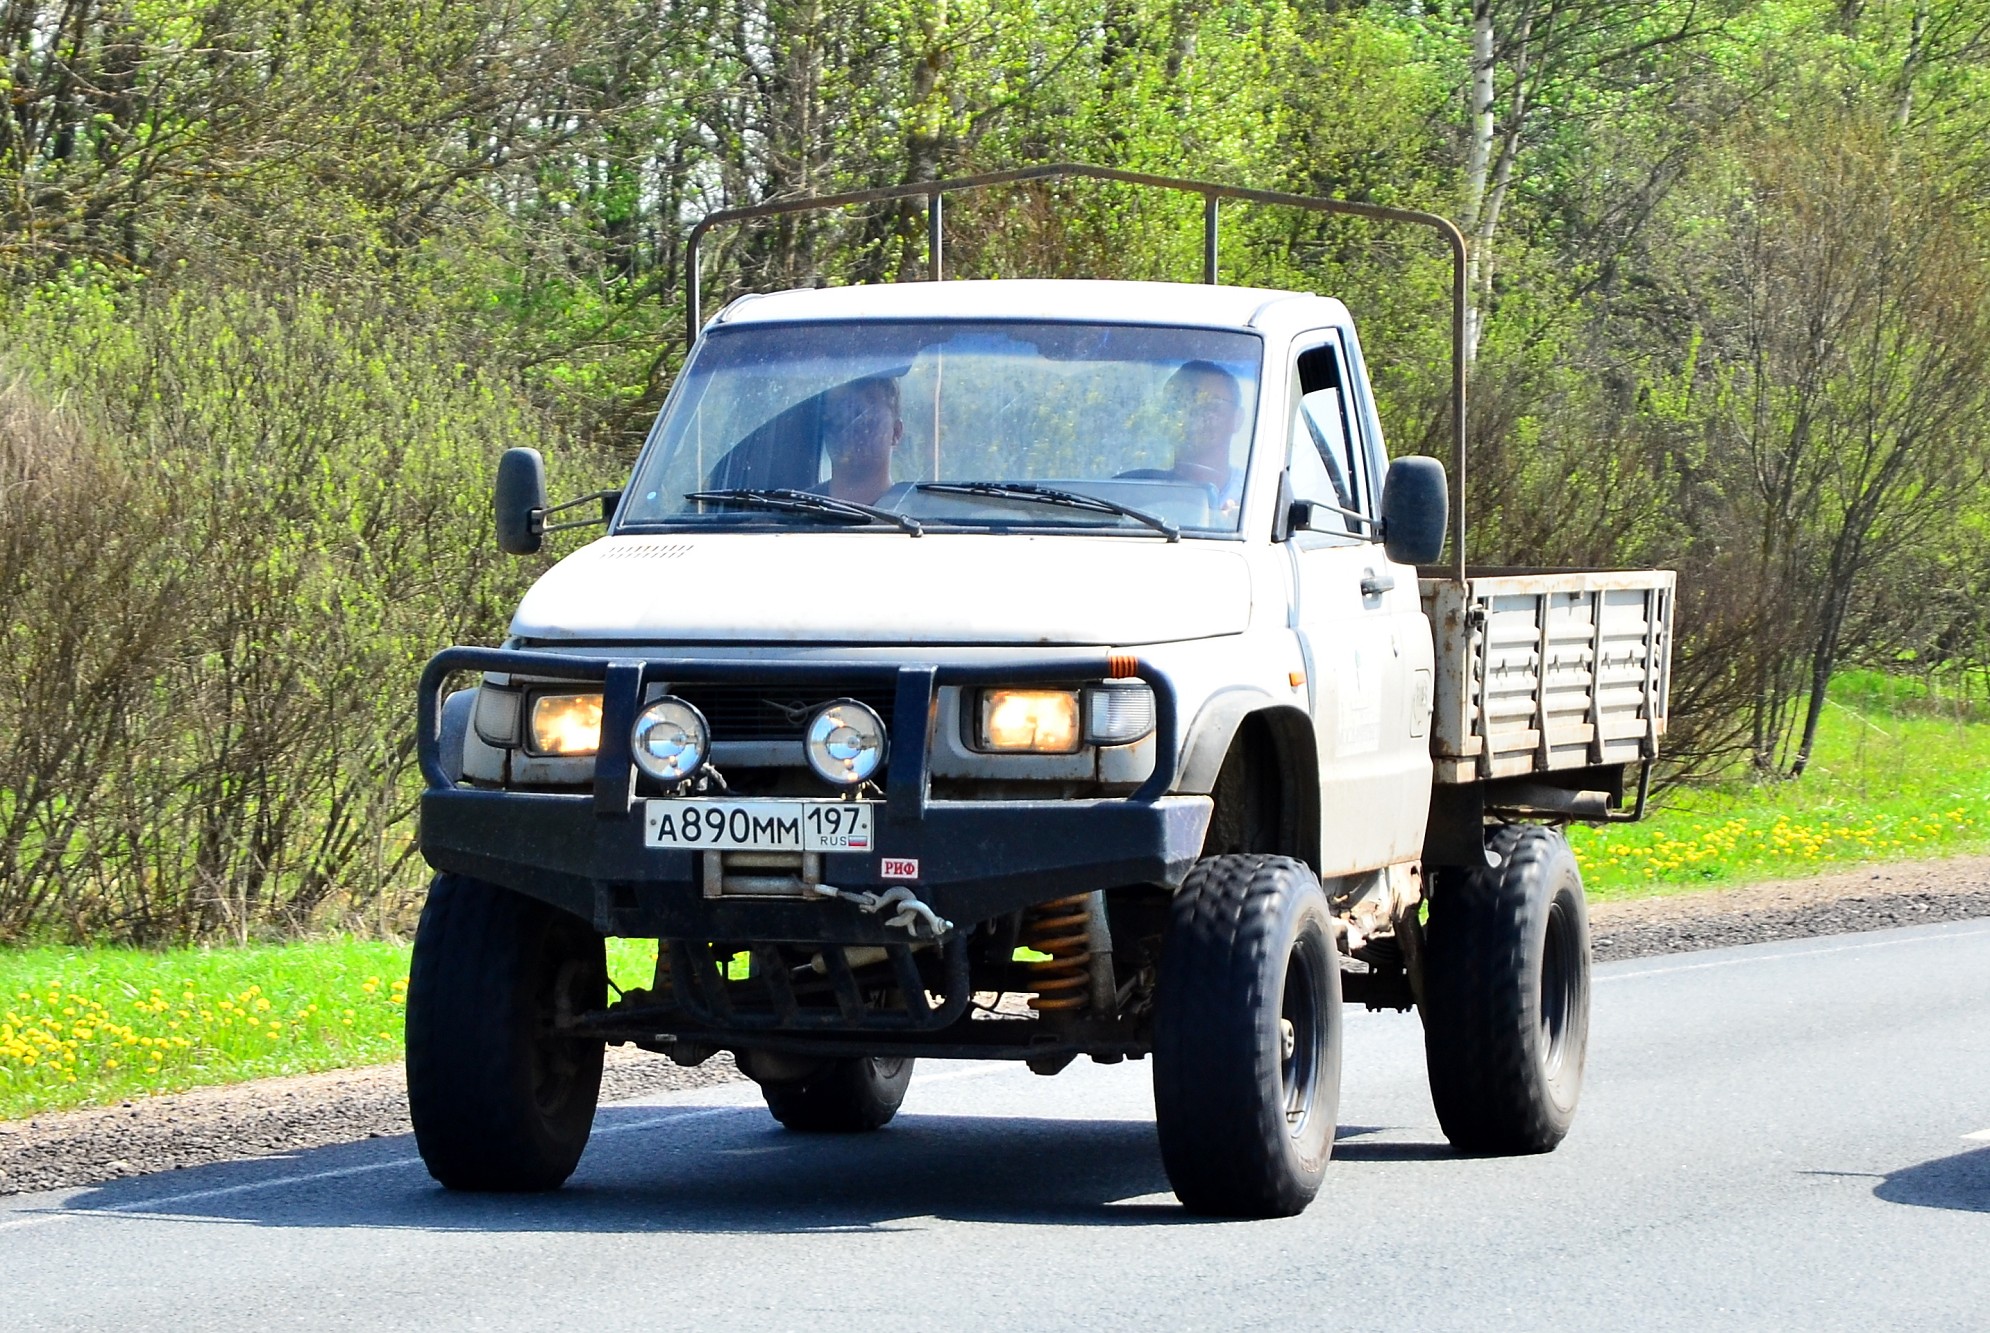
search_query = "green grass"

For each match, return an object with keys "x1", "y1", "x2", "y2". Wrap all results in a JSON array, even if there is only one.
[
  {"x1": 0, "y1": 937, "x2": 662, "y2": 1120},
  {"x1": 1570, "y1": 670, "x2": 1990, "y2": 899}
]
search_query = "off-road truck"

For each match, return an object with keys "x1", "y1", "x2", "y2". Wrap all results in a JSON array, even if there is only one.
[{"x1": 408, "y1": 166, "x2": 1674, "y2": 1218}]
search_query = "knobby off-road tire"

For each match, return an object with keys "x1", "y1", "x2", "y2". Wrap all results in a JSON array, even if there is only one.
[
  {"x1": 1153, "y1": 854, "x2": 1343, "y2": 1218},
  {"x1": 406, "y1": 874, "x2": 608, "y2": 1190},
  {"x1": 1421, "y1": 823, "x2": 1592, "y2": 1155},
  {"x1": 762, "y1": 1057, "x2": 914, "y2": 1132}
]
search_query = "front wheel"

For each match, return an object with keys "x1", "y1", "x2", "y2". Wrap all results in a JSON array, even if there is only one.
[
  {"x1": 1153, "y1": 854, "x2": 1343, "y2": 1218},
  {"x1": 1421, "y1": 823, "x2": 1592, "y2": 1154},
  {"x1": 405, "y1": 874, "x2": 607, "y2": 1190}
]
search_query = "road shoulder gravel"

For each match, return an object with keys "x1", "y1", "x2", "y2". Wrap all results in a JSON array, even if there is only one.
[
  {"x1": 0, "y1": 1046, "x2": 738, "y2": 1196},
  {"x1": 1588, "y1": 853, "x2": 1990, "y2": 961},
  {"x1": 6, "y1": 851, "x2": 1988, "y2": 1196}
]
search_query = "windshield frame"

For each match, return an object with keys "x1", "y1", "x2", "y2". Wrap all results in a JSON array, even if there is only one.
[{"x1": 613, "y1": 316, "x2": 1268, "y2": 542}]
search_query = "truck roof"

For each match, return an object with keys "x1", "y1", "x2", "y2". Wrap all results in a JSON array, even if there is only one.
[{"x1": 711, "y1": 278, "x2": 1349, "y2": 333}]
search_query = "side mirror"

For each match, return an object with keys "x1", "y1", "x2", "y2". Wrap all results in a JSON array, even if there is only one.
[
  {"x1": 495, "y1": 448, "x2": 547, "y2": 555},
  {"x1": 1380, "y1": 456, "x2": 1447, "y2": 566},
  {"x1": 1272, "y1": 470, "x2": 1298, "y2": 541}
]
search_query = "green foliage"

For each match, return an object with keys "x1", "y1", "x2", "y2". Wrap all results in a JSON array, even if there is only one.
[
  {"x1": 0, "y1": 277, "x2": 609, "y2": 943},
  {"x1": 0, "y1": 0, "x2": 1988, "y2": 940}
]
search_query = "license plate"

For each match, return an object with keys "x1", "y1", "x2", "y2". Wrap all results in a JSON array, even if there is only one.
[{"x1": 643, "y1": 799, "x2": 875, "y2": 853}]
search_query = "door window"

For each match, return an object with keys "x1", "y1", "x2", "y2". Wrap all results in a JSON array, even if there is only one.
[{"x1": 1286, "y1": 341, "x2": 1373, "y2": 539}]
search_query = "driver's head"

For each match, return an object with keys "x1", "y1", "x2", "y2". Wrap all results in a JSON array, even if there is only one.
[
  {"x1": 822, "y1": 376, "x2": 903, "y2": 474},
  {"x1": 1162, "y1": 360, "x2": 1243, "y2": 484}
]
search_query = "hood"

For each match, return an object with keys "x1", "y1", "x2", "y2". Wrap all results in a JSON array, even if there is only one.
[{"x1": 510, "y1": 532, "x2": 1252, "y2": 646}]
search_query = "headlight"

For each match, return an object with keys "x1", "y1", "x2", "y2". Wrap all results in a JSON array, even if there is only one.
[
  {"x1": 631, "y1": 697, "x2": 709, "y2": 783},
  {"x1": 528, "y1": 692, "x2": 603, "y2": 755},
  {"x1": 977, "y1": 689, "x2": 1082, "y2": 753},
  {"x1": 1084, "y1": 681, "x2": 1156, "y2": 745},
  {"x1": 806, "y1": 699, "x2": 888, "y2": 786}
]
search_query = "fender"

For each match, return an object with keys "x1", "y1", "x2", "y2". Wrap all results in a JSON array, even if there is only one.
[
  {"x1": 438, "y1": 688, "x2": 475, "y2": 786},
  {"x1": 1178, "y1": 686, "x2": 1279, "y2": 794}
]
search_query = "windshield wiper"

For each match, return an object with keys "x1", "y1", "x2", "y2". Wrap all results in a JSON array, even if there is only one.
[
  {"x1": 685, "y1": 488, "x2": 922, "y2": 536},
  {"x1": 915, "y1": 481, "x2": 1180, "y2": 541}
]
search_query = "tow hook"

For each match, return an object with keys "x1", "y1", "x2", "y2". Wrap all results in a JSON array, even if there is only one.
[{"x1": 807, "y1": 882, "x2": 954, "y2": 939}]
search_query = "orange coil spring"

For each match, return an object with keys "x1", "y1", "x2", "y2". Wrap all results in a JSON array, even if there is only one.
[{"x1": 1022, "y1": 895, "x2": 1092, "y2": 1012}]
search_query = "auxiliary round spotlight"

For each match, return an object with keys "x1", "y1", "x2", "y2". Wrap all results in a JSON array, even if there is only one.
[
  {"x1": 630, "y1": 696, "x2": 709, "y2": 783},
  {"x1": 805, "y1": 699, "x2": 888, "y2": 787}
]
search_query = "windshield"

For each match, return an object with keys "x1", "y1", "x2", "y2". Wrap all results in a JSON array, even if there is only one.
[{"x1": 620, "y1": 320, "x2": 1264, "y2": 536}]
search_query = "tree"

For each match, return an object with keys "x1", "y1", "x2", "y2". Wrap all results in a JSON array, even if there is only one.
[
  {"x1": 1690, "y1": 105, "x2": 1990, "y2": 773},
  {"x1": 1445, "y1": 0, "x2": 1721, "y2": 359}
]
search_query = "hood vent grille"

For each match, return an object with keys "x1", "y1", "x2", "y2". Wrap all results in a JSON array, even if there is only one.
[
  {"x1": 667, "y1": 679, "x2": 899, "y2": 741},
  {"x1": 601, "y1": 542, "x2": 693, "y2": 560}
]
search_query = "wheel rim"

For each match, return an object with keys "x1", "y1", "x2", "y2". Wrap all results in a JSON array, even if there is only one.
[
  {"x1": 1540, "y1": 898, "x2": 1577, "y2": 1080},
  {"x1": 531, "y1": 954, "x2": 593, "y2": 1118},
  {"x1": 1280, "y1": 940, "x2": 1326, "y2": 1138}
]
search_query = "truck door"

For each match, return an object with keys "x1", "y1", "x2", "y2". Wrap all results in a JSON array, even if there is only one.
[{"x1": 1283, "y1": 333, "x2": 1434, "y2": 874}]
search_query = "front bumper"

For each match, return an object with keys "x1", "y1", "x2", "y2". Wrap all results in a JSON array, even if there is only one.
[{"x1": 416, "y1": 646, "x2": 1209, "y2": 942}]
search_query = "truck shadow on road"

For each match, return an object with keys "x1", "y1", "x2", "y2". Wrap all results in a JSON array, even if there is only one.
[
  {"x1": 1871, "y1": 1145, "x2": 1990, "y2": 1213},
  {"x1": 50, "y1": 1106, "x2": 1187, "y2": 1232},
  {"x1": 1328, "y1": 1132, "x2": 1456, "y2": 1163},
  {"x1": 47, "y1": 1107, "x2": 1454, "y2": 1233}
]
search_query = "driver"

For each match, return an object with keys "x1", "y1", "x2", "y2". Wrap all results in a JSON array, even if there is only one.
[
  {"x1": 1159, "y1": 360, "x2": 1245, "y2": 511},
  {"x1": 818, "y1": 375, "x2": 904, "y2": 505}
]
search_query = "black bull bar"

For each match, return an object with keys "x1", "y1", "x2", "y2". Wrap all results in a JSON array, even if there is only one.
[{"x1": 415, "y1": 646, "x2": 1212, "y2": 943}]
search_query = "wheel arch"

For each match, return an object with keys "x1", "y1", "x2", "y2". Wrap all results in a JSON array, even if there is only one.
[{"x1": 1179, "y1": 691, "x2": 1320, "y2": 870}]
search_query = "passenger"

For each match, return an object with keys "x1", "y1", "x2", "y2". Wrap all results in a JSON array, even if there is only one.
[
  {"x1": 1159, "y1": 359, "x2": 1245, "y2": 510},
  {"x1": 1116, "y1": 360, "x2": 1246, "y2": 517},
  {"x1": 818, "y1": 376, "x2": 904, "y2": 506}
]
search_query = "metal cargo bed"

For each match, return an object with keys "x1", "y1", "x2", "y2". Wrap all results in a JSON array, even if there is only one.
[{"x1": 1421, "y1": 569, "x2": 1675, "y2": 786}]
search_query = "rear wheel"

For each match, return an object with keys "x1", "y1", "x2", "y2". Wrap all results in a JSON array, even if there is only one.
[
  {"x1": 1153, "y1": 854, "x2": 1342, "y2": 1218},
  {"x1": 762, "y1": 1057, "x2": 914, "y2": 1132},
  {"x1": 405, "y1": 874, "x2": 606, "y2": 1190},
  {"x1": 1421, "y1": 823, "x2": 1591, "y2": 1154}
]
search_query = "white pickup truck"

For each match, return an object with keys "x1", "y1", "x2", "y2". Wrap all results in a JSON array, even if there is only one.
[{"x1": 409, "y1": 167, "x2": 1673, "y2": 1218}]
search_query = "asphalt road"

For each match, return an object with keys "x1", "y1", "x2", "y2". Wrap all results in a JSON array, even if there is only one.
[{"x1": 4, "y1": 919, "x2": 1987, "y2": 1332}]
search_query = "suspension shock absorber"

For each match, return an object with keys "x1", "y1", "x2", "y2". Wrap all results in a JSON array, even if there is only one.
[{"x1": 1022, "y1": 894, "x2": 1093, "y2": 1012}]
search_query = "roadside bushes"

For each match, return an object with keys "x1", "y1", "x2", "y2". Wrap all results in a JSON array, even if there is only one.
[{"x1": 0, "y1": 283, "x2": 573, "y2": 944}]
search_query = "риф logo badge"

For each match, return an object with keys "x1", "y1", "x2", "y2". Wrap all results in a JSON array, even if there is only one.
[{"x1": 881, "y1": 858, "x2": 920, "y2": 880}]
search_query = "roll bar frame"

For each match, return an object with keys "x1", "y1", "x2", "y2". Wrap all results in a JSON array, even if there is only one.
[{"x1": 684, "y1": 163, "x2": 1469, "y2": 580}]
